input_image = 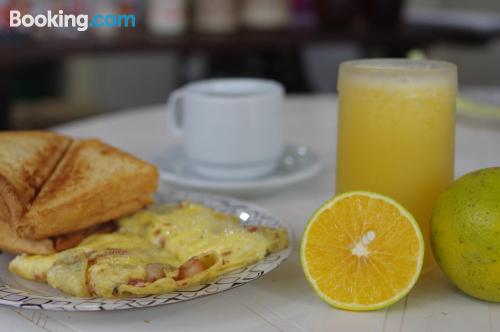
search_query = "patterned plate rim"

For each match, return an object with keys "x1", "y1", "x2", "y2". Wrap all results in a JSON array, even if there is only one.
[{"x1": 0, "y1": 188, "x2": 292, "y2": 311}]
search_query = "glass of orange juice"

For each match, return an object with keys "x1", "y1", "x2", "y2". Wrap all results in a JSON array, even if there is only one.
[{"x1": 335, "y1": 59, "x2": 457, "y2": 270}]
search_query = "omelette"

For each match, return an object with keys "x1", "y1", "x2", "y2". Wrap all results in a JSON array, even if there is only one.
[{"x1": 9, "y1": 202, "x2": 289, "y2": 298}]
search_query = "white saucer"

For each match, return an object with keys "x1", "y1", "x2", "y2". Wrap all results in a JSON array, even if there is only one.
[{"x1": 152, "y1": 144, "x2": 323, "y2": 196}]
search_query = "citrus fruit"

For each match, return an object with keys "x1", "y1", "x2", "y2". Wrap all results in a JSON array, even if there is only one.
[
  {"x1": 300, "y1": 191, "x2": 424, "y2": 311},
  {"x1": 431, "y1": 167, "x2": 500, "y2": 302}
]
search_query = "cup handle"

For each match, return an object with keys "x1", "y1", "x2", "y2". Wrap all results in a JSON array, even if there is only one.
[{"x1": 167, "y1": 89, "x2": 185, "y2": 137}]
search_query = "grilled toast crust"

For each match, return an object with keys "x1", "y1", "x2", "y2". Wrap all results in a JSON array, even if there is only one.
[
  {"x1": 0, "y1": 219, "x2": 55, "y2": 255},
  {"x1": 17, "y1": 139, "x2": 158, "y2": 239},
  {"x1": 0, "y1": 131, "x2": 71, "y2": 225}
]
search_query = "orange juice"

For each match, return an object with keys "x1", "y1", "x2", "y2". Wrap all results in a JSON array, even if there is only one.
[{"x1": 335, "y1": 59, "x2": 457, "y2": 269}]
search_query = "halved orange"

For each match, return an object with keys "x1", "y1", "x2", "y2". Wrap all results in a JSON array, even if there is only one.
[{"x1": 300, "y1": 191, "x2": 424, "y2": 311}]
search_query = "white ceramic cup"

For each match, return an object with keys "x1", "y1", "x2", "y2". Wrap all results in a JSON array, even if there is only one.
[{"x1": 167, "y1": 78, "x2": 284, "y2": 179}]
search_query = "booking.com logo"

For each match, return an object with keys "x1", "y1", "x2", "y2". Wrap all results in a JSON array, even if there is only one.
[{"x1": 9, "y1": 10, "x2": 136, "y2": 32}]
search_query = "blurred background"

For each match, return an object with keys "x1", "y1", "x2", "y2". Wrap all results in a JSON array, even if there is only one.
[{"x1": 0, "y1": 0, "x2": 499, "y2": 130}]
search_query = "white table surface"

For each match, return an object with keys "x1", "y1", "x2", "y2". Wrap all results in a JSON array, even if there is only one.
[{"x1": 2, "y1": 95, "x2": 500, "y2": 332}]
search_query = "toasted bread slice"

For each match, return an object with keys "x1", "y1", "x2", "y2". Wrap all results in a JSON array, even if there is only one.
[
  {"x1": 0, "y1": 219, "x2": 55, "y2": 255},
  {"x1": 16, "y1": 139, "x2": 158, "y2": 239},
  {"x1": 0, "y1": 218, "x2": 117, "y2": 255},
  {"x1": 0, "y1": 131, "x2": 71, "y2": 225}
]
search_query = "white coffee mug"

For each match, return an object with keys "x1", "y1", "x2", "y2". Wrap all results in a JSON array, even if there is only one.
[{"x1": 167, "y1": 78, "x2": 284, "y2": 179}]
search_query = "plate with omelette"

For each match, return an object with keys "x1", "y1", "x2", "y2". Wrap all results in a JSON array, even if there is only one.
[{"x1": 0, "y1": 131, "x2": 291, "y2": 311}]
